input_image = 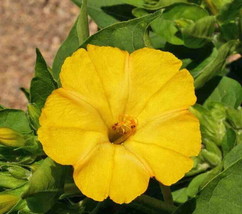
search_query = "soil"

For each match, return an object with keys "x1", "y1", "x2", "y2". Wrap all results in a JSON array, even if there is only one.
[{"x1": 0, "y1": 0, "x2": 97, "y2": 109}]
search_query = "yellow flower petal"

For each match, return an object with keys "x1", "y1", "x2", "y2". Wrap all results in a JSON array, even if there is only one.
[
  {"x1": 87, "y1": 45, "x2": 129, "y2": 120},
  {"x1": 109, "y1": 145, "x2": 150, "y2": 204},
  {"x1": 38, "y1": 88, "x2": 108, "y2": 165},
  {"x1": 38, "y1": 127, "x2": 107, "y2": 165},
  {"x1": 126, "y1": 141, "x2": 194, "y2": 186},
  {"x1": 61, "y1": 45, "x2": 129, "y2": 125},
  {"x1": 73, "y1": 143, "x2": 114, "y2": 202},
  {"x1": 137, "y1": 69, "x2": 197, "y2": 124},
  {"x1": 73, "y1": 143, "x2": 150, "y2": 204},
  {"x1": 129, "y1": 111, "x2": 201, "y2": 157},
  {"x1": 125, "y1": 48, "x2": 182, "y2": 117}
]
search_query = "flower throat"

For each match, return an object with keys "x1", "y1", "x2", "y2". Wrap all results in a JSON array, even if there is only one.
[{"x1": 110, "y1": 115, "x2": 137, "y2": 144}]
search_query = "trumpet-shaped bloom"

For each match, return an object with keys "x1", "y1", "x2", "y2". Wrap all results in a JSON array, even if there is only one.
[{"x1": 38, "y1": 45, "x2": 201, "y2": 204}]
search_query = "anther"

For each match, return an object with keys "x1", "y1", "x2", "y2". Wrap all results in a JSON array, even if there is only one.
[{"x1": 110, "y1": 115, "x2": 137, "y2": 145}]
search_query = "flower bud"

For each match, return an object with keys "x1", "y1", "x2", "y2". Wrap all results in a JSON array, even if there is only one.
[
  {"x1": 0, "y1": 194, "x2": 19, "y2": 213},
  {"x1": 27, "y1": 104, "x2": 40, "y2": 130},
  {"x1": 201, "y1": 149, "x2": 221, "y2": 166},
  {"x1": 0, "y1": 127, "x2": 25, "y2": 147},
  {"x1": 8, "y1": 166, "x2": 31, "y2": 180}
]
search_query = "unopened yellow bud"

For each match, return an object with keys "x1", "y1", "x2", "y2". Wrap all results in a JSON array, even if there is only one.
[
  {"x1": 0, "y1": 194, "x2": 19, "y2": 214},
  {"x1": 0, "y1": 127, "x2": 25, "y2": 147}
]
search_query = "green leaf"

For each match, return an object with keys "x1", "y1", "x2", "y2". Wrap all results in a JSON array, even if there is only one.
[
  {"x1": 221, "y1": 128, "x2": 237, "y2": 156},
  {"x1": 151, "y1": 3, "x2": 208, "y2": 45},
  {"x1": 76, "y1": 0, "x2": 89, "y2": 45},
  {"x1": 27, "y1": 104, "x2": 40, "y2": 131},
  {"x1": 224, "y1": 143, "x2": 242, "y2": 169},
  {"x1": 187, "y1": 165, "x2": 223, "y2": 199},
  {"x1": 30, "y1": 49, "x2": 57, "y2": 109},
  {"x1": 174, "y1": 159, "x2": 242, "y2": 214},
  {"x1": 172, "y1": 188, "x2": 188, "y2": 204},
  {"x1": 46, "y1": 201, "x2": 84, "y2": 214},
  {"x1": 22, "y1": 158, "x2": 66, "y2": 213},
  {"x1": 52, "y1": 7, "x2": 160, "y2": 81},
  {"x1": 123, "y1": 0, "x2": 188, "y2": 10},
  {"x1": 52, "y1": 19, "x2": 79, "y2": 81},
  {"x1": 20, "y1": 88, "x2": 30, "y2": 102},
  {"x1": 186, "y1": 172, "x2": 210, "y2": 198},
  {"x1": 182, "y1": 16, "x2": 216, "y2": 48},
  {"x1": 204, "y1": 76, "x2": 242, "y2": 108},
  {"x1": 190, "y1": 46, "x2": 218, "y2": 78},
  {"x1": 0, "y1": 110, "x2": 32, "y2": 134},
  {"x1": 72, "y1": 0, "x2": 132, "y2": 28},
  {"x1": 221, "y1": 22, "x2": 239, "y2": 41},
  {"x1": 210, "y1": 0, "x2": 232, "y2": 11},
  {"x1": 217, "y1": 0, "x2": 242, "y2": 22},
  {"x1": 0, "y1": 172, "x2": 26, "y2": 189},
  {"x1": 81, "y1": 10, "x2": 163, "y2": 52},
  {"x1": 226, "y1": 107, "x2": 242, "y2": 129},
  {"x1": 194, "y1": 41, "x2": 237, "y2": 89}
]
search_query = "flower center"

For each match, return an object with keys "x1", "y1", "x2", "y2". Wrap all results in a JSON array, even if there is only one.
[{"x1": 110, "y1": 115, "x2": 137, "y2": 145}]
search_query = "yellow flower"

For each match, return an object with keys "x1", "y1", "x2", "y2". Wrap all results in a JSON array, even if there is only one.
[{"x1": 38, "y1": 45, "x2": 201, "y2": 204}]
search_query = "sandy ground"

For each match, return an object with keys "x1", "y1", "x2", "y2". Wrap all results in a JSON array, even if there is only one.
[{"x1": 0, "y1": 0, "x2": 97, "y2": 109}]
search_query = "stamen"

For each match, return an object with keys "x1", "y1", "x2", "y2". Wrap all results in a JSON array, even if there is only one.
[{"x1": 110, "y1": 115, "x2": 137, "y2": 145}]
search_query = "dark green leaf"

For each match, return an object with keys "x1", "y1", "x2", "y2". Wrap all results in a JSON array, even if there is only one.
[
  {"x1": 224, "y1": 143, "x2": 242, "y2": 169},
  {"x1": 194, "y1": 41, "x2": 237, "y2": 89},
  {"x1": 0, "y1": 146, "x2": 35, "y2": 163},
  {"x1": 30, "y1": 49, "x2": 57, "y2": 109},
  {"x1": 190, "y1": 46, "x2": 218, "y2": 78},
  {"x1": 46, "y1": 201, "x2": 83, "y2": 214},
  {"x1": 52, "y1": 10, "x2": 160, "y2": 81},
  {"x1": 204, "y1": 76, "x2": 242, "y2": 108},
  {"x1": 0, "y1": 110, "x2": 32, "y2": 134},
  {"x1": 72, "y1": 0, "x2": 132, "y2": 28},
  {"x1": 81, "y1": 10, "x2": 163, "y2": 52},
  {"x1": 22, "y1": 158, "x2": 66, "y2": 213},
  {"x1": 76, "y1": 0, "x2": 89, "y2": 45},
  {"x1": 20, "y1": 88, "x2": 30, "y2": 102},
  {"x1": 174, "y1": 159, "x2": 242, "y2": 214},
  {"x1": 217, "y1": 0, "x2": 242, "y2": 22},
  {"x1": 182, "y1": 16, "x2": 216, "y2": 48},
  {"x1": 221, "y1": 22, "x2": 239, "y2": 41},
  {"x1": 221, "y1": 128, "x2": 237, "y2": 156}
]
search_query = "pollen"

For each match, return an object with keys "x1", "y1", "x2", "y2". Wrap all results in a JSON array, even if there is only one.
[{"x1": 110, "y1": 115, "x2": 137, "y2": 144}]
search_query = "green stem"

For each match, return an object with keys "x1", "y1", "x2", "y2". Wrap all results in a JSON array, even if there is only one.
[
  {"x1": 160, "y1": 184, "x2": 174, "y2": 206},
  {"x1": 204, "y1": 0, "x2": 218, "y2": 15},
  {"x1": 132, "y1": 194, "x2": 176, "y2": 214},
  {"x1": 239, "y1": 9, "x2": 242, "y2": 42}
]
